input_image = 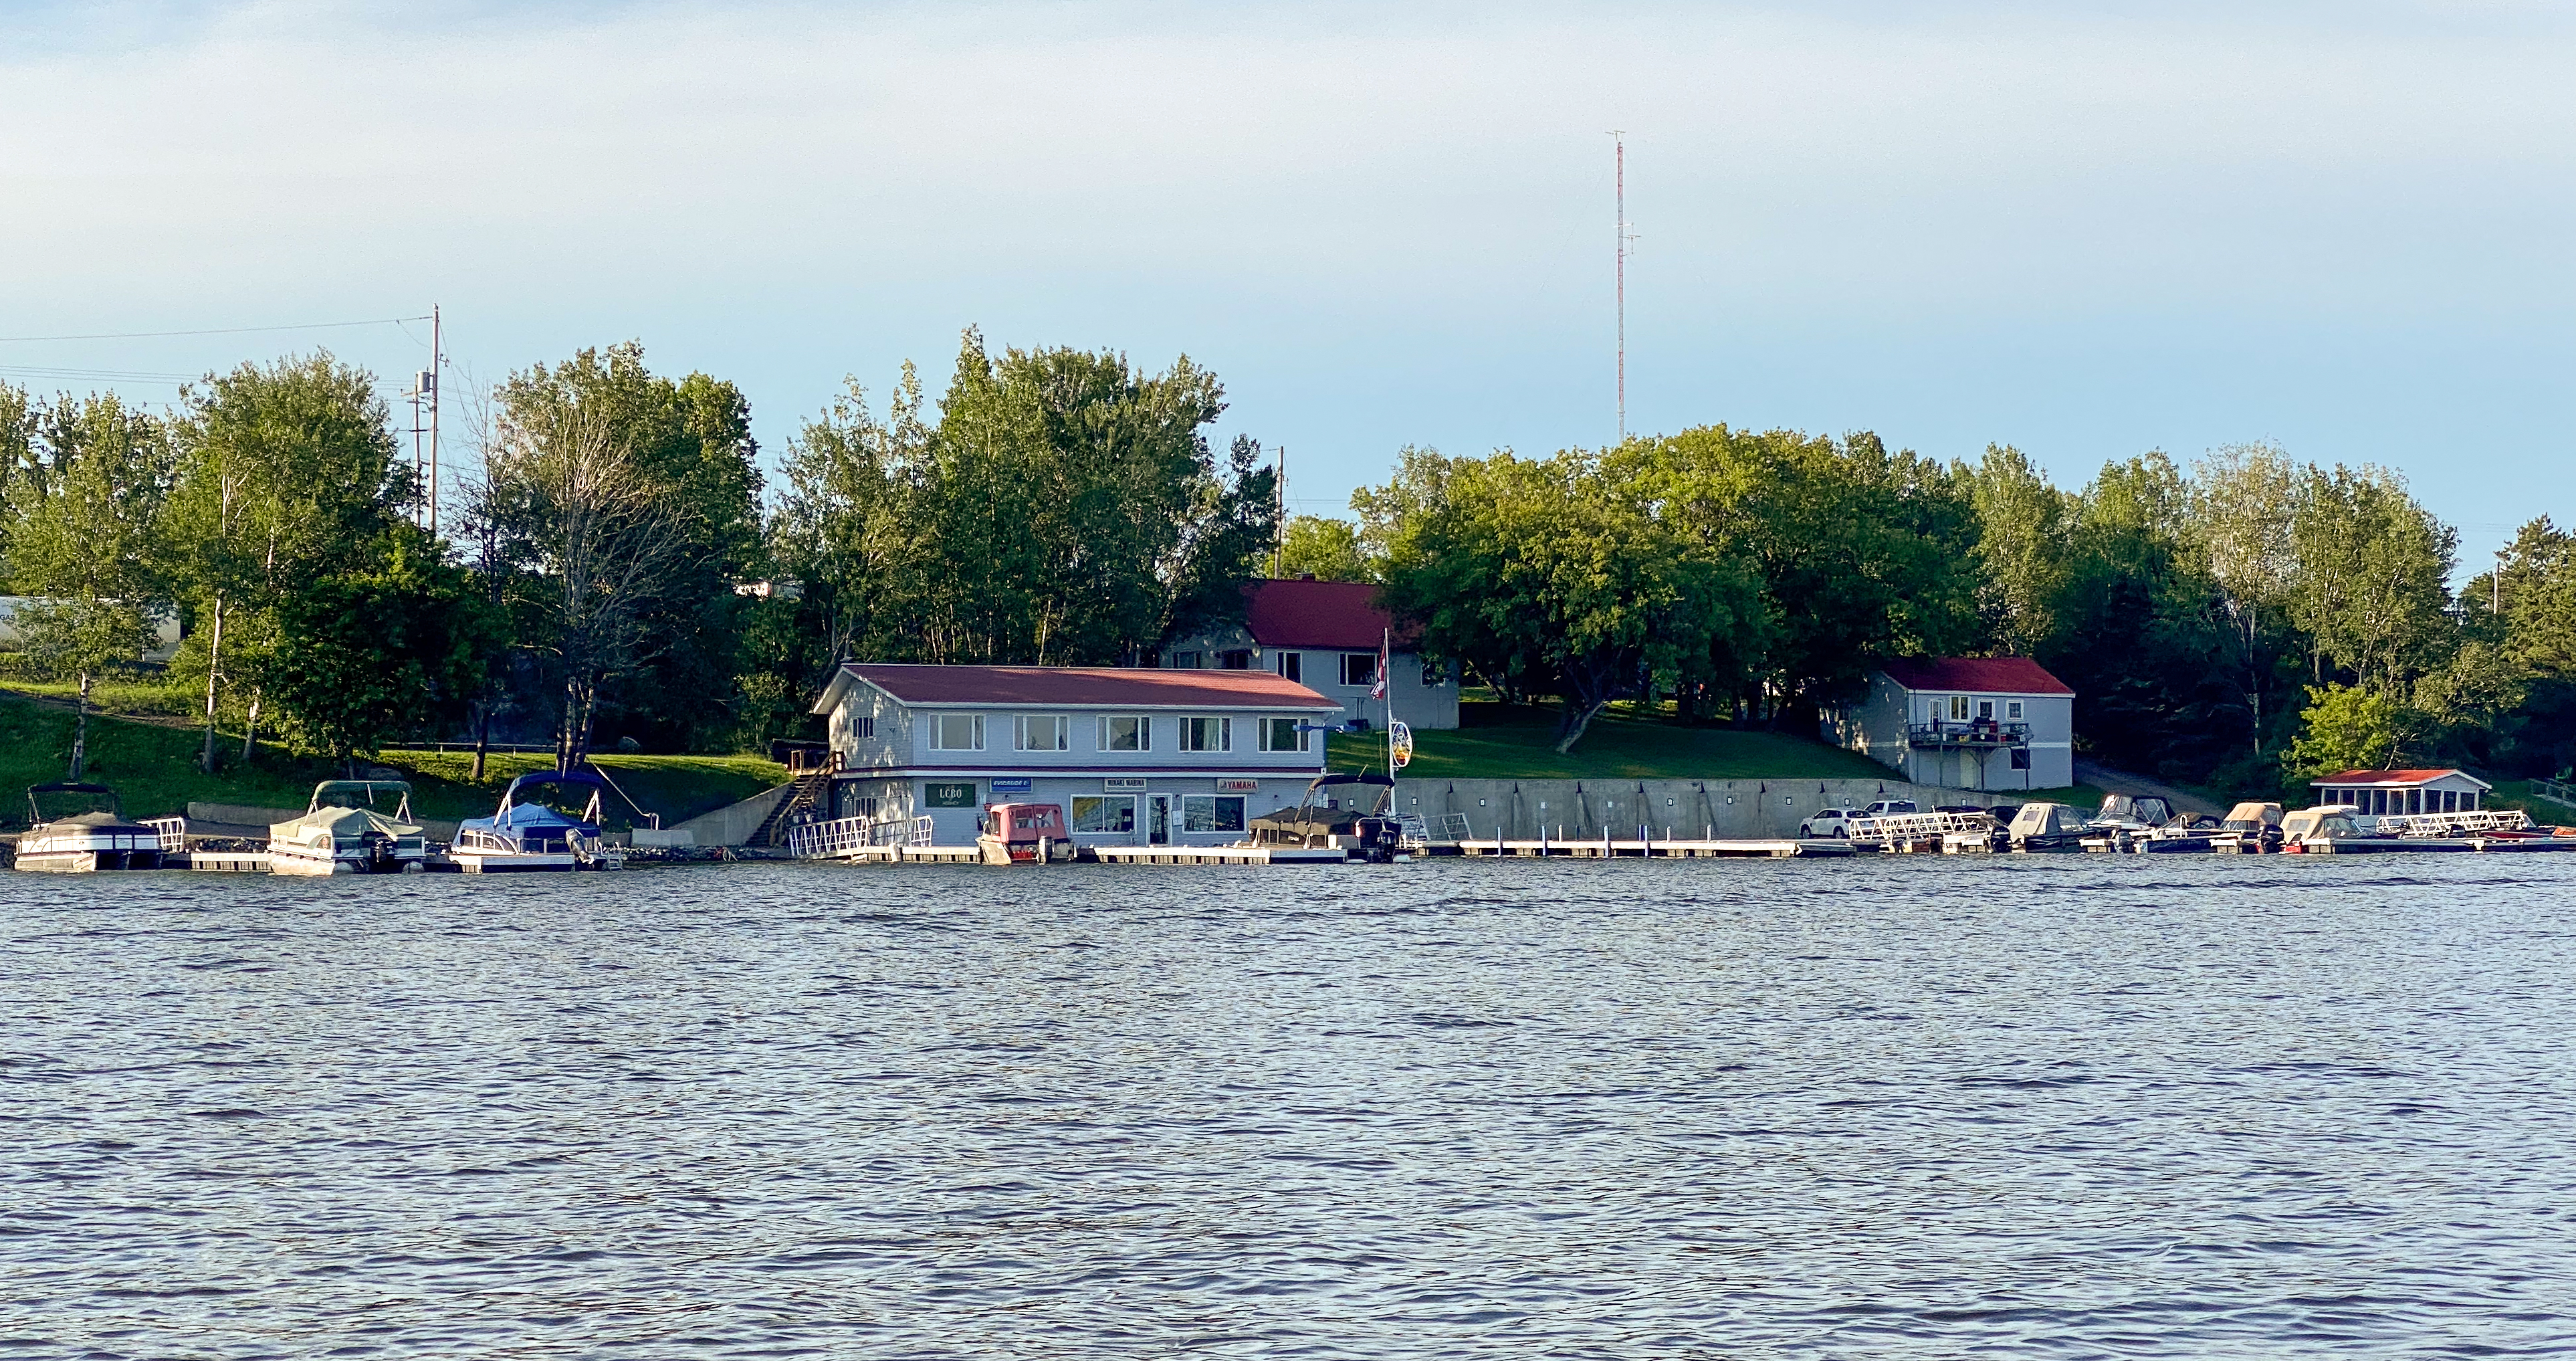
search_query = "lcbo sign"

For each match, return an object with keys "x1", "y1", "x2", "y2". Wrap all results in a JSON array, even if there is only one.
[{"x1": 923, "y1": 782, "x2": 979, "y2": 808}]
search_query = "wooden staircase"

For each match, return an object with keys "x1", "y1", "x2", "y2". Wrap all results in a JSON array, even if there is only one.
[{"x1": 749, "y1": 762, "x2": 836, "y2": 847}]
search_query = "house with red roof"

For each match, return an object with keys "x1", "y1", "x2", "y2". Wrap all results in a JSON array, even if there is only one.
[
  {"x1": 809, "y1": 663, "x2": 1341, "y2": 846},
  {"x1": 1157, "y1": 577, "x2": 1460, "y2": 730},
  {"x1": 1824, "y1": 657, "x2": 2076, "y2": 792},
  {"x1": 2310, "y1": 768, "x2": 2490, "y2": 817}
]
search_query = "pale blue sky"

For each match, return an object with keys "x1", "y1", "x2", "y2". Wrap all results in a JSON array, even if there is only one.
[{"x1": 4, "y1": 1, "x2": 2569, "y2": 568}]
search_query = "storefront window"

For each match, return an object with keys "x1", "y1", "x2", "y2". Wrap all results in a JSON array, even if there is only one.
[
  {"x1": 1182, "y1": 795, "x2": 1246, "y2": 832},
  {"x1": 1072, "y1": 796, "x2": 1137, "y2": 833}
]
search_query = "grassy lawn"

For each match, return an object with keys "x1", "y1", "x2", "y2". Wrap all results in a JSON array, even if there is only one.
[
  {"x1": 1331, "y1": 702, "x2": 1898, "y2": 780},
  {"x1": 385, "y1": 750, "x2": 786, "y2": 825},
  {"x1": 0, "y1": 692, "x2": 785, "y2": 828}
]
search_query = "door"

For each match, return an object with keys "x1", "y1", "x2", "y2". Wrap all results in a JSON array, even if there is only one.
[{"x1": 1148, "y1": 795, "x2": 1173, "y2": 846}]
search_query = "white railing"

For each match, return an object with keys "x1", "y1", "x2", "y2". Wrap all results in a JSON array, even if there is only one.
[
  {"x1": 788, "y1": 815, "x2": 940, "y2": 859},
  {"x1": 2375, "y1": 809, "x2": 2533, "y2": 838},
  {"x1": 2531, "y1": 778, "x2": 2576, "y2": 812},
  {"x1": 1848, "y1": 811, "x2": 1993, "y2": 847},
  {"x1": 145, "y1": 816, "x2": 187, "y2": 845},
  {"x1": 1428, "y1": 813, "x2": 1473, "y2": 843}
]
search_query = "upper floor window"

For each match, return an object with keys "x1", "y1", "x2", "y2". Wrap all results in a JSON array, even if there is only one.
[
  {"x1": 1977, "y1": 700, "x2": 1994, "y2": 720},
  {"x1": 1948, "y1": 695, "x2": 1969, "y2": 720},
  {"x1": 1259, "y1": 716, "x2": 1309, "y2": 753},
  {"x1": 1274, "y1": 651, "x2": 1302, "y2": 682},
  {"x1": 851, "y1": 715, "x2": 875, "y2": 739},
  {"x1": 1179, "y1": 716, "x2": 1231, "y2": 752},
  {"x1": 1341, "y1": 653, "x2": 1377, "y2": 688},
  {"x1": 930, "y1": 713, "x2": 985, "y2": 751},
  {"x1": 1014, "y1": 715, "x2": 1069, "y2": 751},
  {"x1": 1171, "y1": 650, "x2": 1203, "y2": 669},
  {"x1": 2006, "y1": 700, "x2": 2023, "y2": 720},
  {"x1": 1099, "y1": 715, "x2": 1152, "y2": 752}
]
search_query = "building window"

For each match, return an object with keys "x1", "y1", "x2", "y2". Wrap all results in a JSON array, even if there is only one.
[
  {"x1": 2006, "y1": 701, "x2": 2022, "y2": 720},
  {"x1": 1099, "y1": 716, "x2": 1152, "y2": 752},
  {"x1": 1179, "y1": 716, "x2": 1231, "y2": 752},
  {"x1": 930, "y1": 713, "x2": 984, "y2": 751},
  {"x1": 1014, "y1": 715, "x2": 1069, "y2": 751},
  {"x1": 1259, "y1": 716, "x2": 1309, "y2": 752},
  {"x1": 1341, "y1": 653, "x2": 1377, "y2": 688},
  {"x1": 2010, "y1": 748, "x2": 2030, "y2": 771},
  {"x1": 853, "y1": 715, "x2": 875, "y2": 740},
  {"x1": 1171, "y1": 651, "x2": 1203, "y2": 669},
  {"x1": 1071, "y1": 795, "x2": 1137, "y2": 833},
  {"x1": 1219, "y1": 649, "x2": 1254, "y2": 670},
  {"x1": 1275, "y1": 651, "x2": 1302, "y2": 682},
  {"x1": 1949, "y1": 695, "x2": 1969, "y2": 720},
  {"x1": 1182, "y1": 795, "x2": 1247, "y2": 833},
  {"x1": 1977, "y1": 700, "x2": 1994, "y2": 720}
]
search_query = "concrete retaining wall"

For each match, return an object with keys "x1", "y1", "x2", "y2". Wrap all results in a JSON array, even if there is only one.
[
  {"x1": 1392, "y1": 777, "x2": 2005, "y2": 841},
  {"x1": 669, "y1": 784, "x2": 792, "y2": 847}
]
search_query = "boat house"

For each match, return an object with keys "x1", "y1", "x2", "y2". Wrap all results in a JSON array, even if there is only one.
[
  {"x1": 809, "y1": 663, "x2": 1341, "y2": 847},
  {"x1": 2311, "y1": 768, "x2": 2490, "y2": 816},
  {"x1": 1824, "y1": 657, "x2": 2076, "y2": 792},
  {"x1": 1156, "y1": 577, "x2": 1460, "y2": 731}
]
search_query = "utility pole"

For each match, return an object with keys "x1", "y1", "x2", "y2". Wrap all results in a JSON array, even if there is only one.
[{"x1": 1273, "y1": 444, "x2": 1286, "y2": 579}]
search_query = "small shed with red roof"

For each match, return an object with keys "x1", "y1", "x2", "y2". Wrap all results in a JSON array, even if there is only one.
[
  {"x1": 1158, "y1": 576, "x2": 1459, "y2": 730},
  {"x1": 1824, "y1": 657, "x2": 2076, "y2": 793},
  {"x1": 2310, "y1": 768, "x2": 2489, "y2": 817}
]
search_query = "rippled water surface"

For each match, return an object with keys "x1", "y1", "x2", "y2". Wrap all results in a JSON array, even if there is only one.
[{"x1": 7, "y1": 855, "x2": 2576, "y2": 1357}]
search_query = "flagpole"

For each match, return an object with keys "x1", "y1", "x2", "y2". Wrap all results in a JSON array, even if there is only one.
[{"x1": 1384, "y1": 627, "x2": 1394, "y2": 776}]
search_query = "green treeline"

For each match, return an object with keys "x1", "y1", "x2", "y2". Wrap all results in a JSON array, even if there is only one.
[
  {"x1": 0, "y1": 330, "x2": 1275, "y2": 776},
  {"x1": 6, "y1": 331, "x2": 2568, "y2": 798},
  {"x1": 1283, "y1": 431, "x2": 2572, "y2": 795}
]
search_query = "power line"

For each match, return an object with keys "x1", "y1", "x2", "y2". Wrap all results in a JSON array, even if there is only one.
[
  {"x1": 0, "y1": 316, "x2": 432, "y2": 344},
  {"x1": 0, "y1": 364, "x2": 197, "y2": 383}
]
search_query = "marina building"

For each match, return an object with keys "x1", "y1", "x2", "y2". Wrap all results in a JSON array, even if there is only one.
[
  {"x1": 1825, "y1": 657, "x2": 2076, "y2": 792},
  {"x1": 1156, "y1": 577, "x2": 1460, "y2": 730},
  {"x1": 809, "y1": 663, "x2": 1340, "y2": 847},
  {"x1": 2311, "y1": 768, "x2": 2490, "y2": 816}
]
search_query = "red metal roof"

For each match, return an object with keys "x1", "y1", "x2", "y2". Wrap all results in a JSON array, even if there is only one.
[
  {"x1": 837, "y1": 663, "x2": 1335, "y2": 710},
  {"x1": 2309, "y1": 768, "x2": 2489, "y2": 788},
  {"x1": 1243, "y1": 577, "x2": 1404, "y2": 650},
  {"x1": 1876, "y1": 657, "x2": 2073, "y2": 696}
]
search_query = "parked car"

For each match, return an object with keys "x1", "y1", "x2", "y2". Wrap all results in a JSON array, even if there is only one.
[
  {"x1": 1798, "y1": 808, "x2": 1854, "y2": 838},
  {"x1": 1862, "y1": 799, "x2": 1919, "y2": 818}
]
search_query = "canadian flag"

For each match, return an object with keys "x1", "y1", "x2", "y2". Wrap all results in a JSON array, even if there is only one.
[{"x1": 1370, "y1": 631, "x2": 1390, "y2": 701}]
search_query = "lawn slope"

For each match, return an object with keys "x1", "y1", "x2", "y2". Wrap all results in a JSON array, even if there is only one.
[{"x1": 0, "y1": 692, "x2": 783, "y2": 827}]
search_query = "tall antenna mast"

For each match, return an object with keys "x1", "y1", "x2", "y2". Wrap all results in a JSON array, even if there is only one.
[
  {"x1": 1273, "y1": 443, "x2": 1286, "y2": 579},
  {"x1": 1610, "y1": 131, "x2": 1632, "y2": 443},
  {"x1": 427, "y1": 304, "x2": 442, "y2": 536}
]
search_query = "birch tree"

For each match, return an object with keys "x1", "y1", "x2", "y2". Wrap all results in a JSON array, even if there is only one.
[{"x1": 3, "y1": 394, "x2": 175, "y2": 778}]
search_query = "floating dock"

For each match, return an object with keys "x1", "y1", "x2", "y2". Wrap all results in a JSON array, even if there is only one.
[
  {"x1": 1454, "y1": 837, "x2": 1854, "y2": 859},
  {"x1": 1090, "y1": 845, "x2": 1350, "y2": 865}
]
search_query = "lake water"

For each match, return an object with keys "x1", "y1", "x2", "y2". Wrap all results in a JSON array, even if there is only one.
[{"x1": 5, "y1": 855, "x2": 2575, "y2": 1358}]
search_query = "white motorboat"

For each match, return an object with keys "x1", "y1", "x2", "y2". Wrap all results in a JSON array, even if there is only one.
[
  {"x1": 267, "y1": 781, "x2": 429, "y2": 876},
  {"x1": 15, "y1": 783, "x2": 165, "y2": 873}
]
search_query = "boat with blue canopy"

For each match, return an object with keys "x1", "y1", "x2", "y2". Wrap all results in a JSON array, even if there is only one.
[{"x1": 451, "y1": 770, "x2": 625, "y2": 873}]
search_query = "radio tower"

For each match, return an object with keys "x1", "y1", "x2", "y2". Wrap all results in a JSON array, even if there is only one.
[{"x1": 1610, "y1": 131, "x2": 1635, "y2": 443}]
